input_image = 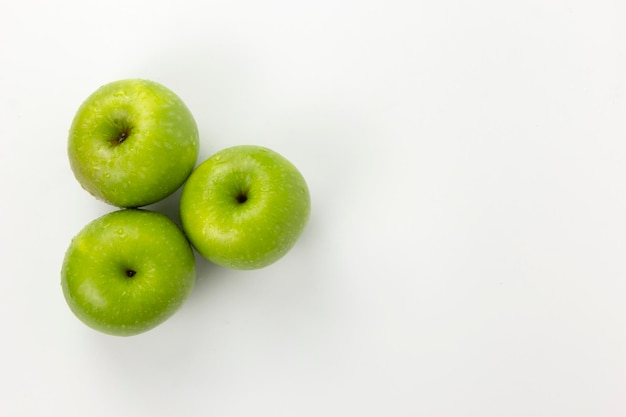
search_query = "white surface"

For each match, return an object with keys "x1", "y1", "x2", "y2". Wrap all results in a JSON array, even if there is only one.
[{"x1": 1, "y1": 0, "x2": 625, "y2": 416}]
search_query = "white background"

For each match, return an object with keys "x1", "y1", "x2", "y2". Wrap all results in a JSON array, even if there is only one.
[{"x1": 1, "y1": 0, "x2": 625, "y2": 416}]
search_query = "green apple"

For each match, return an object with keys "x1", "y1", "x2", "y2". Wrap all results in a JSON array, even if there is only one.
[
  {"x1": 180, "y1": 145, "x2": 310, "y2": 270},
  {"x1": 68, "y1": 79, "x2": 199, "y2": 208},
  {"x1": 61, "y1": 209, "x2": 196, "y2": 336}
]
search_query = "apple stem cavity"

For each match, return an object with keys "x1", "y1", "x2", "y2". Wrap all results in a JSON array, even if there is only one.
[
  {"x1": 125, "y1": 269, "x2": 137, "y2": 278},
  {"x1": 235, "y1": 190, "x2": 249, "y2": 204},
  {"x1": 110, "y1": 126, "x2": 132, "y2": 146}
]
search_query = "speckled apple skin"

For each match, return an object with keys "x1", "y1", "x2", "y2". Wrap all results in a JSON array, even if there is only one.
[
  {"x1": 180, "y1": 145, "x2": 311, "y2": 270},
  {"x1": 61, "y1": 210, "x2": 196, "y2": 336},
  {"x1": 68, "y1": 79, "x2": 199, "y2": 208}
]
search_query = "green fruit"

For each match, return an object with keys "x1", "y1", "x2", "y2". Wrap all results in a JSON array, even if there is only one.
[
  {"x1": 180, "y1": 145, "x2": 311, "y2": 270},
  {"x1": 68, "y1": 79, "x2": 199, "y2": 208},
  {"x1": 61, "y1": 209, "x2": 196, "y2": 336}
]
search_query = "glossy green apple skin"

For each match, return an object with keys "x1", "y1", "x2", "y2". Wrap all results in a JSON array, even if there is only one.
[
  {"x1": 61, "y1": 209, "x2": 196, "y2": 336},
  {"x1": 68, "y1": 79, "x2": 199, "y2": 208},
  {"x1": 180, "y1": 145, "x2": 310, "y2": 270}
]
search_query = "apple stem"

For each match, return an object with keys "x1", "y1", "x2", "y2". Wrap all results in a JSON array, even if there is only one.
[{"x1": 110, "y1": 127, "x2": 132, "y2": 146}]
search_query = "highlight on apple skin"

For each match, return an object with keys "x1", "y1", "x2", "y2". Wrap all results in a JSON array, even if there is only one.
[
  {"x1": 67, "y1": 79, "x2": 199, "y2": 208},
  {"x1": 180, "y1": 145, "x2": 311, "y2": 270},
  {"x1": 61, "y1": 209, "x2": 196, "y2": 336}
]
